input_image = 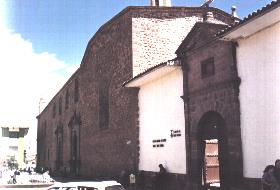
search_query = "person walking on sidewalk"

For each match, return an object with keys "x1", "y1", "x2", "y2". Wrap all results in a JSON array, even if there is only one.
[
  {"x1": 274, "y1": 159, "x2": 280, "y2": 189},
  {"x1": 156, "y1": 164, "x2": 167, "y2": 190},
  {"x1": 12, "y1": 170, "x2": 17, "y2": 184},
  {"x1": 262, "y1": 165, "x2": 279, "y2": 190}
]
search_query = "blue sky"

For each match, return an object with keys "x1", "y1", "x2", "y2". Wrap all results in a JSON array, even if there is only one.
[{"x1": 6, "y1": 0, "x2": 273, "y2": 67}]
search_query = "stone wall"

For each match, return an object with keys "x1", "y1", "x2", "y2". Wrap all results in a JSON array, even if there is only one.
[
  {"x1": 131, "y1": 6, "x2": 233, "y2": 76},
  {"x1": 180, "y1": 40, "x2": 243, "y2": 189},
  {"x1": 132, "y1": 16, "x2": 201, "y2": 76},
  {"x1": 37, "y1": 8, "x2": 139, "y2": 178},
  {"x1": 76, "y1": 10, "x2": 139, "y2": 178},
  {"x1": 37, "y1": 6, "x2": 234, "y2": 181}
]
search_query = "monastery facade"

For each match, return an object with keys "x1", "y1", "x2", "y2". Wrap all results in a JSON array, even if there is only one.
[{"x1": 37, "y1": 0, "x2": 280, "y2": 189}]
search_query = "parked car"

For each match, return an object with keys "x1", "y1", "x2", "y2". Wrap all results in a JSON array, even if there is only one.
[{"x1": 46, "y1": 180, "x2": 124, "y2": 190}]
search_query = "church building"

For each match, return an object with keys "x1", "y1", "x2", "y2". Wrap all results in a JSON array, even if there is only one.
[
  {"x1": 124, "y1": 11, "x2": 242, "y2": 190},
  {"x1": 124, "y1": 0, "x2": 279, "y2": 189},
  {"x1": 37, "y1": 0, "x2": 279, "y2": 189}
]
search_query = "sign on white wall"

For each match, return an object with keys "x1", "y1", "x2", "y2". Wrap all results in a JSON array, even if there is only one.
[{"x1": 138, "y1": 69, "x2": 186, "y2": 174}]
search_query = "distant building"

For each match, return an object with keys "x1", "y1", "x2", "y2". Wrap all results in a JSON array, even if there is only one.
[{"x1": 0, "y1": 126, "x2": 29, "y2": 169}]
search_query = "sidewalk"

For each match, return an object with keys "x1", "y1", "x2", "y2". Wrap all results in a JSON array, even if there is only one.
[
  {"x1": 0, "y1": 170, "x2": 54, "y2": 188},
  {"x1": 0, "y1": 183, "x2": 52, "y2": 188}
]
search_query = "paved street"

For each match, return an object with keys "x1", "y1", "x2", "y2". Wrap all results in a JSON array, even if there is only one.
[{"x1": 0, "y1": 169, "x2": 248, "y2": 190}]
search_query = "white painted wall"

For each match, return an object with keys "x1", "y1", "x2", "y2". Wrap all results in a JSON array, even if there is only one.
[
  {"x1": 0, "y1": 133, "x2": 18, "y2": 162},
  {"x1": 237, "y1": 22, "x2": 280, "y2": 178},
  {"x1": 138, "y1": 68, "x2": 186, "y2": 174}
]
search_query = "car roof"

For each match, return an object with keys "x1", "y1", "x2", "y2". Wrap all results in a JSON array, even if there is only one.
[
  {"x1": 48, "y1": 180, "x2": 122, "y2": 188},
  {"x1": 68, "y1": 180, "x2": 121, "y2": 187}
]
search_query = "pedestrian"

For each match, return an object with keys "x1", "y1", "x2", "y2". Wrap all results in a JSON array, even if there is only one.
[
  {"x1": 262, "y1": 165, "x2": 279, "y2": 190},
  {"x1": 120, "y1": 170, "x2": 129, "y2": 188},
  {"x1": 157, "y1": 164, "x2": 167, "y2": 190},
  {"x1": 12, "y1": 171, "x2": 17, "y2": 184},
  {"x1": 274, "y1": 159, "x2": 280, "y2": 187}
]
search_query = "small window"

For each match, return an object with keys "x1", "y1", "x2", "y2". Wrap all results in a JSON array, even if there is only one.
[
  {"x1": 99, "y1": 88, "x2": 109, "y2": 129},
  {"x1": 59, "y1": 97, "x2": 62, "y2": 115},
  {"x1": 201, "y1": 57, "x2": 215, "y2": 78},
  {"x1": 74, "y1": 78, "x2": 79, "y2": 103},
  {"x1": 2, "y1": 128, "x2": 9, "y2": 137},
  {"x1": 48, "y1": 149, "x2": 50, "y2": 160},
  {"x1": 9, "y1": 132, "x2": 19, "y2": 138},
  {"x1": 65, "y1": 89, "x2": 69, "y2": 110},
  {"x1": 9, "y1": 146, "x2": 18, "y2": 151},
  {"x1": 53, "y1": 103, "x2": 56, "y2": 118},
  {"x1": 44, "y1": 120, "x2": 47, "y2": 137}
]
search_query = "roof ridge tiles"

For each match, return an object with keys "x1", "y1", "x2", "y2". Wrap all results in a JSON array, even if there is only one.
[{"x1": 217, "y1": 0, "x2": 280, "y2": 37}]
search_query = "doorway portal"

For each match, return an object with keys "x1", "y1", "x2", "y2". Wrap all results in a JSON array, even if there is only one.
[
  {"x1": 203, "y1": 139, "x2": 220, "y2": 188},
  {"x1": 198, "y1": 111, "x2": 229, "y2": 190}
]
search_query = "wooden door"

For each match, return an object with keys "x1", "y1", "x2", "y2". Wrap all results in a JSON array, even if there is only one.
[{"x1": 203, "y1": 139, "x2": 220, "y2": 188}]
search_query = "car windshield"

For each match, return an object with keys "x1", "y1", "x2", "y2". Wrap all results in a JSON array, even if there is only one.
[{"x1": 105, "y1": 185, "x2": 124, "y2": 190}]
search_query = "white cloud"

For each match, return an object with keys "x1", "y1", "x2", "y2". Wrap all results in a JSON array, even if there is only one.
[
  {"x1": 0, "y1": 1, "x2": 7, "y2": 29},
  {"x1": 0, "y1": 4, "x2": 79, "y2": 151}
]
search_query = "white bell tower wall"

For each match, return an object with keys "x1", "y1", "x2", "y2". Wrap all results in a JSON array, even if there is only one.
[{"x1": 150, "y1": 0, "x2": 171, "y2": 7}]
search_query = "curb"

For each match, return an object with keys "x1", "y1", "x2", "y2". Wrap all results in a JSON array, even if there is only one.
[{"x1": 0, "y1": 183, "x2": 53, "y2": 188}]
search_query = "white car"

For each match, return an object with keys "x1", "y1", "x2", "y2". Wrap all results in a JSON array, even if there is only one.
[{"x1": 47, "y1": 180, "x2": 124, "y2": 190}]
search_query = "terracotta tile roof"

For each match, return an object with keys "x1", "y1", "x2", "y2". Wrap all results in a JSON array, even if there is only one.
[{"x1": 217, "y1": 0, "x2": 280, "y2": 36}]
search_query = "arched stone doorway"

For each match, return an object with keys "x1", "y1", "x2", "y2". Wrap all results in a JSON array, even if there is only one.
[{"x1": 197, "y1": 111, "x2": 229, "y2": 190}]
